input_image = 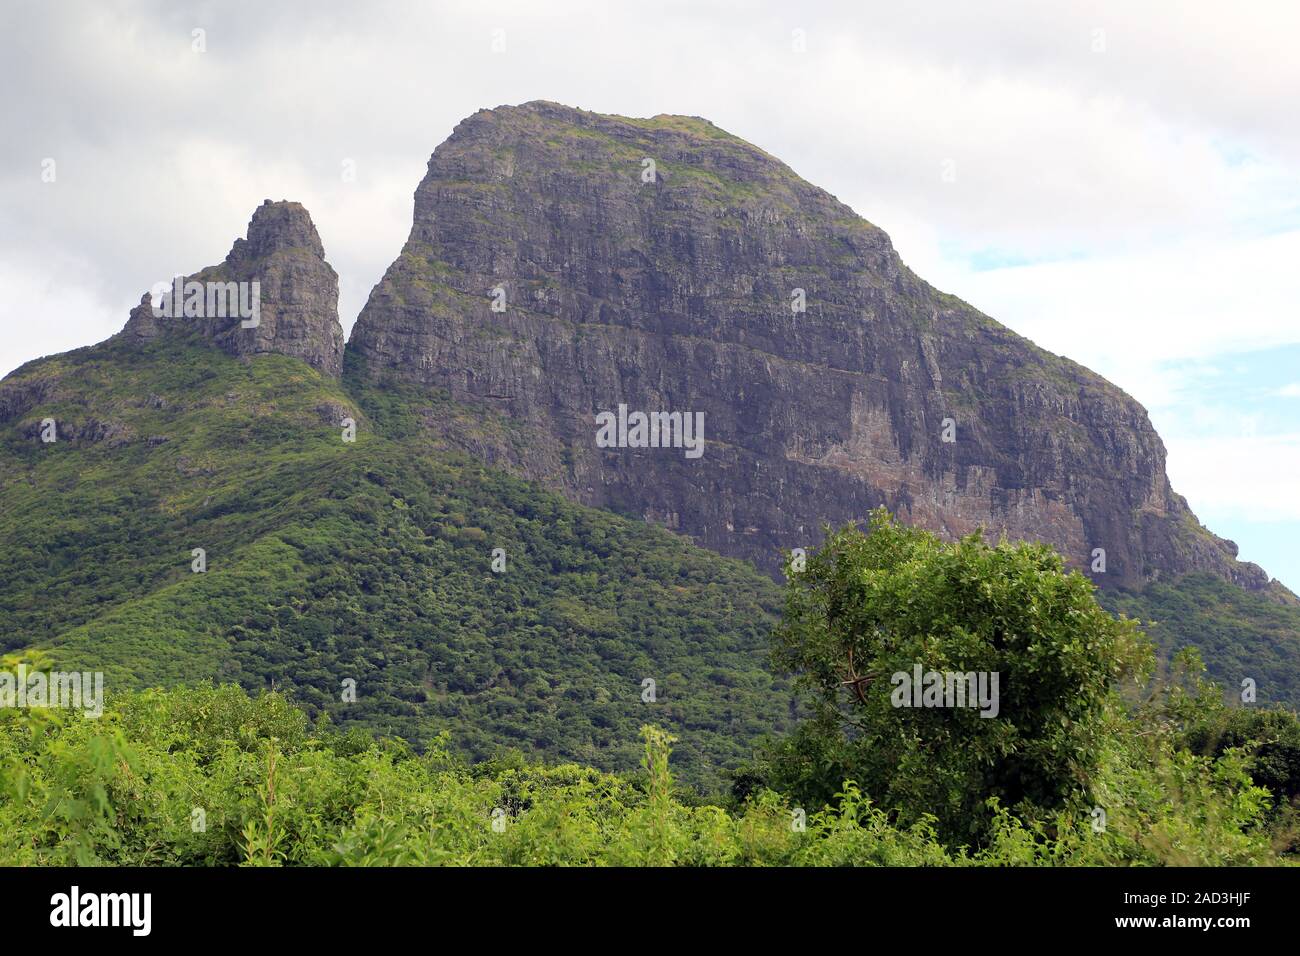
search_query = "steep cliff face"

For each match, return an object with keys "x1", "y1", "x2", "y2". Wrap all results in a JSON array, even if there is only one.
[
  {"x1": 123, "y1": 200, "x2": 344, "y2": 378},
  {"x1": 347, "y1": 101, "x2": 1270, "y2": 591}
]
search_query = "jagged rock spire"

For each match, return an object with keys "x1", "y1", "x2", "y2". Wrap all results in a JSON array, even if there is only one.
[{"x1": 123, "y1": 200, "x2": 344, "y2": 378}]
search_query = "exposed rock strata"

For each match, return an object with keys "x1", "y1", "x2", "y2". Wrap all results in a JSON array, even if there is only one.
[{"x1": 347, "y1": 101, "x2": 1271, "y2": 591}]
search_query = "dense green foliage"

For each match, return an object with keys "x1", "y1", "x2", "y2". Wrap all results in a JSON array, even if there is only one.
[
  {"x1": 762, "y1": 514, "x2": 1151, "y2": 844},
  {"x1": 0, "y1": 338, "x2": 789, "y2": 791},
  {"x1": 1166, "y1": 647, "x2": 1300, "y2": 855},
  {"x1": 0, "y1": 670, "x2": 1291, "y2": 866},
  {"x1": 1101, "y1": 572, "x2": 1300, "y2": 708}
]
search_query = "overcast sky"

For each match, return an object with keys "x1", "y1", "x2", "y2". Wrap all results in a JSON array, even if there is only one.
[{"x1": 3, "y1": 0, "x2": 1298, "y2": 590}]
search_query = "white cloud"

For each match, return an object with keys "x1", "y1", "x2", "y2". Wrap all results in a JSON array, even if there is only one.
[
  {"x1": 1163, "y1": 431, "x2": 1300, "y2": 523},
  {"x1": 891, "y1": 228, "x2": 1300, "y2": 387},
  {"x1": 0, "y1": 252, "x2": 118, "y2": 369}
]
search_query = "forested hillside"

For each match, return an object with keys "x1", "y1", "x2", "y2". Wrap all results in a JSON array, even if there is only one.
[
  {"x1": 1101, "y1": 574, "x2": 1300, "y2": 707},
  {"x1": 3, "y1": 567, "x2": 1295, "y2": 866},
  {"x1": 0, "y1": 335, "x2": 790, "y2": 791}
]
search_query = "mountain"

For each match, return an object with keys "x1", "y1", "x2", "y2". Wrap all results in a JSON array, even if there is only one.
[
  {"x1": 348, "y1": 101, "x2": 1284, "y2": 597},
  {"x1": 2, "y1": 101, "x2": 1298, "y2": 782}
]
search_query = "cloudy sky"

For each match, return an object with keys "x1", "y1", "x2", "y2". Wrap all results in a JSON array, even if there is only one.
[{"x1": 3, "y1": 0, "x2": 1297, "y2": 590}]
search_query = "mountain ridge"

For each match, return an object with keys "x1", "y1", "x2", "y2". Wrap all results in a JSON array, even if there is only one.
[{"x1": 346, "y1": 100, "x2": 1285, "y2": 596}]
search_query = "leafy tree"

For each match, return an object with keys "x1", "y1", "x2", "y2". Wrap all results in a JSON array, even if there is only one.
[
  {"x1": 765, "y1": 510, "x2": 1151, "y2": 844},
  {"x1": 1160, "y1": 647, "x2": 1300, "y2": 853}
]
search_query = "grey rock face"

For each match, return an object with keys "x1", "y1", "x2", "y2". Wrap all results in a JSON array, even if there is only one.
[
  {"x1": 345, "y1": 101, "x2": 1268, "y2": 591},
  {"x1": 123, "y1": 200, "x2": 344, "y2": 378}
]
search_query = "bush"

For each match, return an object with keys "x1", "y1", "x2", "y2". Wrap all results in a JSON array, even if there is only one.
[{"x1": 765, "y1": 510, "x2": 1151, "y2": 845}]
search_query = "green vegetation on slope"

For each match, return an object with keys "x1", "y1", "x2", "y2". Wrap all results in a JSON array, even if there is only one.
[
  {"x1": 0, "y1": 337, "x2": 790, "y2": 792},
  {"x1": 3, "y1": 331, "x2": 1298, "y2": 825},
  {"x1": 0, "y1": 651, "x2": 1292, "y2": 866},
  {"x1": 2, "y1": 448, "x2": 1297, "y2": 865},
  {"x1": 1101, "y1": 572, "x2": 1300, "y2": 708}
]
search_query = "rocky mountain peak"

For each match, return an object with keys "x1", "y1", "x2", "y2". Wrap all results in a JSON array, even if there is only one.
[
  {"x1": 122, "y1": 200, "x2": 344, "y2": 378},
  {"x1": 233, "y1": 199, "x2": 327, "y2": 261},
  {"x1": 348, "y1": 102, "x2": 1277, "y2": 595}
]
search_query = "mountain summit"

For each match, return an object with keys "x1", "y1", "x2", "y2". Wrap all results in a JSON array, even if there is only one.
[
  {"x1": 348, "y1": 101, "x2": 1275, "y2": 594},
  {"x1": 123, "y1": 199, "x2": 344, "y2": 378}
]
